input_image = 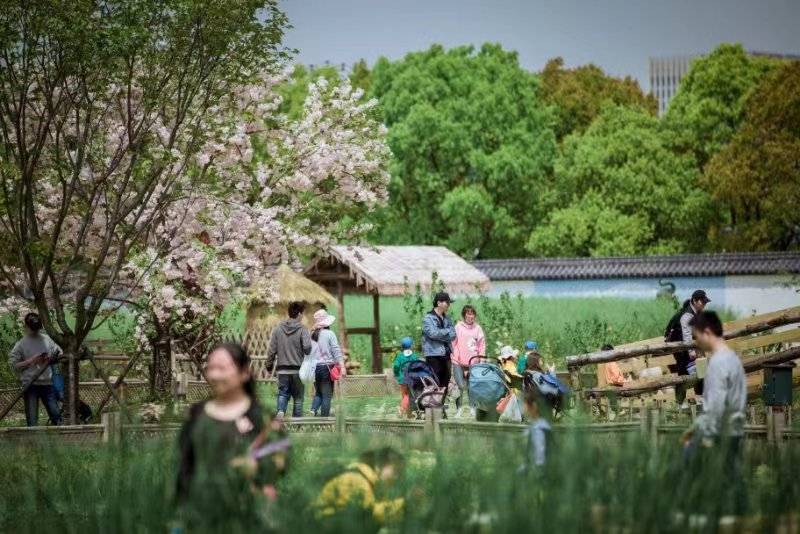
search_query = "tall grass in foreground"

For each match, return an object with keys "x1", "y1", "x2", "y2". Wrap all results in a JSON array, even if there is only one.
[{"x1": 1, "y1": 431, "x2": 798, "y2": 533}]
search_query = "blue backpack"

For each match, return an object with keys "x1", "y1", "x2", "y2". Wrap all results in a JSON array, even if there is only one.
[
  {"x1": 525, "y1": 371, "x2": 570, "y2": 412},
  {"x1": 468, "y1": 363, "x2": 508, "y2": 411}
]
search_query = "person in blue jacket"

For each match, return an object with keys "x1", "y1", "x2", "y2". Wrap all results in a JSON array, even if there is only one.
[{"x1": 421, "y1": 292, "x2": 456, "y2": 402}]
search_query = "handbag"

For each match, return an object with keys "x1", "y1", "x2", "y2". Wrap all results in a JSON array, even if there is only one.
[{"x1": 329, "y1": 363, "x2": 342, "y2": 381}]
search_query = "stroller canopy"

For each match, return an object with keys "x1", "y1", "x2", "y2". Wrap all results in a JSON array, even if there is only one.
[
  {"x1": 402, "y1": 360, "x2": 438, "y2": 387},
  {"x1": 468, "y1": 362, "x2": 508, "y2": 411}
]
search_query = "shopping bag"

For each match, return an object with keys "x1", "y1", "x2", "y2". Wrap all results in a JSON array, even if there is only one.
[
  {"x1": 299, "y1": 353, "x2": 317, "y2": 384},
  {"x1": 496, "y1": 393, "x2": 512, "y2": 414},
  {"x1": 499, "y1": 394, "x2": 522, "y2": 423}
]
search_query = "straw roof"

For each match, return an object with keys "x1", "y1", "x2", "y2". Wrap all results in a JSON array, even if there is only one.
[
  {"x1": 313, "y1": 245, "x2": 491, "y2": 296},
  {"x1": 248, "y1": 264, "x2": 337, "y2": 307}
]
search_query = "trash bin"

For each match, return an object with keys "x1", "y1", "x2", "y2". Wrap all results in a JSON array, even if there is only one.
[{"x1": 762, "y1": 362, "x2": 796, "y2": 406}]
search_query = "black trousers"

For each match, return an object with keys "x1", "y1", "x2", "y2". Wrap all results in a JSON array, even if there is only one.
[{"x1": 425, "y1": 356, "x2": 451, "y2": 390}]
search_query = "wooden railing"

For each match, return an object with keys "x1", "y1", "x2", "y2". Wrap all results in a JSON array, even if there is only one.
[{"x1": 566, "y1": 306, "x2": 800, "y2": 404}]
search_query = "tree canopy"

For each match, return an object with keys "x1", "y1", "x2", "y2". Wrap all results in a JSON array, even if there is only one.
[
  {"x1": 528, "y1": 104, "x2": 712, "y2": 257},
  {"x1": 540, "y1": 57, "x2": 657, "y2": 140},
  {"x1": 367, "y1": 43, "x2": 557, "y2": 258},
  {"x1": 664, "y1": 43, "x2": 776, "y2": 170},
  {"x1": 703, "y1": 61, "x2": 800, "y2": 250}
]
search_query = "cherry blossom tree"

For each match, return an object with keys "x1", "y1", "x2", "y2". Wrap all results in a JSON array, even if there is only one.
[
  {"x1": 122, "y1": 74, "x2": 390, "y2": 397},
  {"x1": 0, "y1": 0, "x2": 288, "y2": 422}
]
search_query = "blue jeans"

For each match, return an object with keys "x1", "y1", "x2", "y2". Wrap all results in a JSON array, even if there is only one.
[
  {"x1": 24, "y1": 384, "x2": 62, "y2": 426},
  {"x1": 276, "y1": 374, "x2": 304, "y2": 417},
  {"x1": 452, "y1": 363, "x2": 469, "y2": 409},
  {"x1": 311, "y1": 365, "x2": 334, "y2": 417}
]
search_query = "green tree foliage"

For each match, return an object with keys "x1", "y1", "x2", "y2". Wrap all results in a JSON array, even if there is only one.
[
  {"x1": 528, "y1": 105, "x2": 712, "y2": 257},
  {"x1": 664, "y1": 43, "x2": 776, "y2": 169},
  {"x1": 540, "y1": 57, "x2": 657, "y2": 140},
  {"x1": 349, "y1": 58, "x2": 372, "y2": 94},
  {"x1": 367, "y1": 43, "x2": 557, "y2": 258},
  {"x1": 703, "y1": 61, "x2": 800, "y2": 250}
]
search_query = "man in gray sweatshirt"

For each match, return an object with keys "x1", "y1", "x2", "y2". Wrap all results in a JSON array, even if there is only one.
[
  {"x1": 682, "y1": 311, "x2": 747, "y2": 513},
  {"x1": 266, "y1": 301, "x2": 312, "y2": 418},
  {"x1": 8, "y1": 313, "x2": 63, "y2": 426}
]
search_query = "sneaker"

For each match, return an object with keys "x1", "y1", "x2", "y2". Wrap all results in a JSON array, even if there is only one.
[{"x1": 276, "y1": 411, "x2": 285, "y2": 420}]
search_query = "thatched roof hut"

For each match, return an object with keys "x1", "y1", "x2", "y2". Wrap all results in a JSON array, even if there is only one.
[
  {"x1": 316, "y1": 245, "x2": 491, "y2": 296},
  {"x1": 245, "y1": 264, "x2": 338, "y2": 334}
]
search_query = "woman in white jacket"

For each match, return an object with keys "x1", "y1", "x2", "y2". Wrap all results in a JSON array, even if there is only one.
[{"x1": 309, "y1": 309, "x2": 346, "y2": 416}]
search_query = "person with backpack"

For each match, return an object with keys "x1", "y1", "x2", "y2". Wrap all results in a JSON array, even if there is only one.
[
  {"x1": 176, "y1": 343, "x2": 289, "y2": 531},
  {"x1": 266, "y1": 301, "x2": 313, "y2": 418},
  {"x1": 392, "y1": 336, "x2": 420, "y2": 418},
  {"x1": 8, "y1": 312, "x2": 63, "y2": 426},
  {"x1": 315, "y1": 447, "x2": 405, "y2": 527},
  {"x1": 664, "y1": 290, "x2": 710, "y2": 408},
  {"x1": 450, "y1": 304, "x2": 485, "y2": 417},
  {"x1": 421, "y1": 292, "x2": 456, "y2": 403},
  {"x1": 309, "y1": 309, "x2": 345, "y2": 417},
  {"x1": 522, "y1": 353, "x2": 569, "y2": 417}
]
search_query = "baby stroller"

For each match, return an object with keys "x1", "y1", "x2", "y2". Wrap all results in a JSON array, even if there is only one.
[
  {"x1": 402, "y1": 360, "x2": 446, "y2": 418},
  {"x1": 468, "y1": 356, "x2": 509, "y2": 418}
]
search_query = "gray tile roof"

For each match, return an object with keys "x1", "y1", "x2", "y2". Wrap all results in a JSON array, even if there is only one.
[{"x1": 472, "y1": 252, "x2": 800, "y2": 281}]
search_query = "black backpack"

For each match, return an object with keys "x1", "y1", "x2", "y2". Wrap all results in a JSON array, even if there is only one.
[{"x1": 664, "y1": 302, "x2": 693, "y2": 342}]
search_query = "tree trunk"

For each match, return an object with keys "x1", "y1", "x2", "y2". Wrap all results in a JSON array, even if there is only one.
[
  {"x1": 151, "y1": 335, "x2": 173, "y2": 400},
  {"x1": 64, "y1": 346, "x2": 80, "y2": 425}
]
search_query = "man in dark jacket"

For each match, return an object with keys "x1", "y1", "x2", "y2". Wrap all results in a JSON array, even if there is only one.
[
  {"x1": 665, "y1": 289, "x2": 710, "y2": 408},
  {"x1": 267, "y1": 301, "x2": 312, "y2": 418},
  {"x1": 421, "y1": 292, "x2": 457, "y2": 403}
]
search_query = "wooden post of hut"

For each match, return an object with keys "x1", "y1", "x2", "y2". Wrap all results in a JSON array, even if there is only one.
[{"x1": 305, "y1": 245, "x2": 491, "y2": 374}]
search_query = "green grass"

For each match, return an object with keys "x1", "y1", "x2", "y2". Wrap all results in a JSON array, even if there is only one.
[{"x1": 1, "y1": 429, "x2": 798, "y2": 533}]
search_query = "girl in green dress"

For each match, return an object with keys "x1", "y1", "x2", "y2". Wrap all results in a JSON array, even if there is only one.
[{"x1": 175, "y1": 343, "x2": 289, "y2": 532}]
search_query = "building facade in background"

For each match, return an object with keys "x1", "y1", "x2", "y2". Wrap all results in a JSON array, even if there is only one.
[{"x1": 650, "y1": 51, "x2": 800, "y2": 116}]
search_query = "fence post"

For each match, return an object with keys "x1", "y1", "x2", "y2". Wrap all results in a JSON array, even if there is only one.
[
  {"x1": 102, "y1": 411, "x2": 122, "y2": 445},
  {"x1": 641, "y1": 406, "x2": 659, "y2": 446},
  {"x1": 174, "y1": 372, "x2": 188, "y2": 403},
  {"x1": 767, "y1": 406, "x2": 786, "y2": 443},
  {"x1": 424, "y1": 407, "x2": 442, "y2": 442}
]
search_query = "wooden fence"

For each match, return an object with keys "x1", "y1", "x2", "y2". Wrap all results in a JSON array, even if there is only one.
[
  {"x1": 2, "y1": 409, "x2": 798, "y2": 446},
  {"x1": 566, "y1": 306, "x2": 800, "y2": 404}
]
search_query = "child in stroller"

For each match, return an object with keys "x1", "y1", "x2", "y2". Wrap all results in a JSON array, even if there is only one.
[{"x1": 401, "y1": 359, "x2": 446, "y2": 418}]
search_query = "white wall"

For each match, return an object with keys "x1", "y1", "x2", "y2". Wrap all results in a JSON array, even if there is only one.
[{"x1": 487, "y1": 275, "x2": 800, "y2": 316}]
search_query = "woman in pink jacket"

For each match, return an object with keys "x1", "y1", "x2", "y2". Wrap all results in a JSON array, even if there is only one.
[{"x1": 450, "y1": 305, "x2": 486, "y2": 417}]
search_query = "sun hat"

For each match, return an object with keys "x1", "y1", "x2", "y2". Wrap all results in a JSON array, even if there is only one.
[
  {"x1": 400, "y1": 336, "x2": 413, "y2": 350},
  {"x1": 524, "y1": 340, "x2": 538, "y2": 351},
  {"x1": 498, "y1": 345, "x2": 519, "y2": 360},
  {"x1": 313, "y1": 309, "x2": 336, "y2": 329}
]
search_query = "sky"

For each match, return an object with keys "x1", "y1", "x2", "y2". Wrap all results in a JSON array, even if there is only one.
[{"x1": 280, "y1": 0, "x2": 800, "y2": 91}]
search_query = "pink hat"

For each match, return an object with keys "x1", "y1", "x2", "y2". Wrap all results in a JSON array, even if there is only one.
[{"x1": 313, "y1": 309, "x2": 336, "y2": 329}]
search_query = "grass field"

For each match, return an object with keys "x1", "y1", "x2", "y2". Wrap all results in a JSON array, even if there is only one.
[{"x1": 1, "y1": 428, "x2": 798, "y2": 533}]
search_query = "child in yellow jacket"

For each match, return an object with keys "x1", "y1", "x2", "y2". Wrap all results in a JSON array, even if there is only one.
[{"x1": 315, "y1": 447, "x2": 405, "y2": 525}]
